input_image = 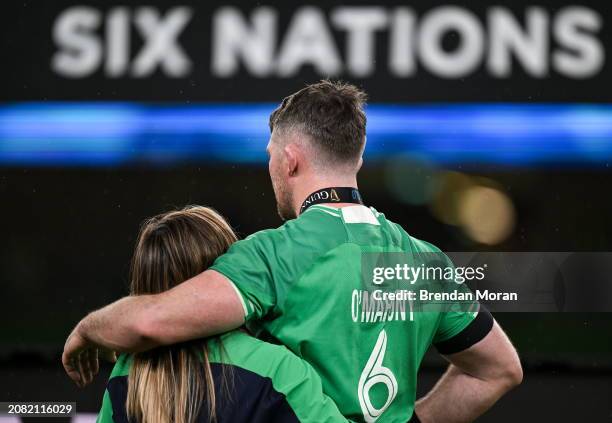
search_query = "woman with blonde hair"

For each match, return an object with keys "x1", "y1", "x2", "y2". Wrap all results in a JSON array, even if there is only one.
[{"x1": 97, "y1": 206, "x2": 346, "y2": 423}]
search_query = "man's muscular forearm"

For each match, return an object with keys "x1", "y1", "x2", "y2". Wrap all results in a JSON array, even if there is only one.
[
  {"x1": 63, "y1": 270, "x2": 245, "y2": 386},
  {"x1": 77, "y1": 269, "x2": 245, "y2": 352},
  {"x1": 414, "y1": 322, "x2": 522, "y2": 423},
  {"x1": 77, "y1": 295, "x2": 159, "y2": 353},
  {"x1": 415, "y1": 364, "x2": 516, "y2": 423}
]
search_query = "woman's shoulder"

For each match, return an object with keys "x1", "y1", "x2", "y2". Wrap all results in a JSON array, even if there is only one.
[
  {"x1": 214, "y1": 331, "x2": 295, "y2": 360},
  {"x1": 212, "y1": 331, "x2": 318, "y2": 382},
  {"x1": 212, "y1": 332, "x2": 348, "y2": 423},
  {"x1": 107, "y1": 334, "x2": 313, "y2": 383}
]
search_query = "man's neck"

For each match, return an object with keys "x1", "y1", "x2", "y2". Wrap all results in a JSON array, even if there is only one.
[{"x1": 292, "y1": 176, "x2": 359, "y2": 216}]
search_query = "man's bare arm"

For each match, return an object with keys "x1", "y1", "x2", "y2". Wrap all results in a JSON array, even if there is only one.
[
  {"x1": 415, "y1": 321, "x2": 523, "y2": 423},
  {"x1": 62, "y1": 270, "x2": 245, "y2": 386}
]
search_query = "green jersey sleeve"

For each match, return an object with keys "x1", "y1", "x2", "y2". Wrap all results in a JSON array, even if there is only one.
[
  {"x1": 210, "y1": 208, "x2": 349, "y2": 324},
  {"x1": 431, "y1": 257, "x2": 493, "y2": 353},
  {"x1": 210, "y1": 229, "x2": 282, "y2": 320},
  {"x1": 272, "y1": 345, "x2": 352, "y2": 423},
  {"x1": 411, "y1": 243, "x2": 490, "y2": 351},
  {"x1": 211, "y1": 222, "x2": 321, "y2": 322},
  {"x1": 433, "y1": 302, "x2": 479, "y2": 344}
]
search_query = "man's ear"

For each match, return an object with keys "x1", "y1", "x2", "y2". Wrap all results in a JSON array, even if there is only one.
[
  {"x1": 283, "y1": 143, "x2": 300, "y2": 177},
  {"x1": 357, "y1": 156, "x2": 364, "y2": 172}
]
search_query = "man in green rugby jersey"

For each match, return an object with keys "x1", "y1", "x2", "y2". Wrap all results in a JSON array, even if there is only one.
[{"x1": 64, "y1": 81, "x2": 522, "y2": 423}]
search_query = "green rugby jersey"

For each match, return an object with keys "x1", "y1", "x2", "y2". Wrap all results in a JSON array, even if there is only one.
[
  {"x1": 97, "y1": 331, "x2": 348, "y2": 423},
  {"x1": 211, "y1": 204, "x2": 492, "y2": 423}
]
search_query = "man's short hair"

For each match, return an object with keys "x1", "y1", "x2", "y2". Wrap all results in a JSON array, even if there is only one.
[{"x1": 269, "y1": 80, "x2": 367, "y2": 166}]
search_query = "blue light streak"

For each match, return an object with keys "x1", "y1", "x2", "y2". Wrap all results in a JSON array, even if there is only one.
[{"x1": 0, "y1": 103, "x2": 611, "y2": 166}]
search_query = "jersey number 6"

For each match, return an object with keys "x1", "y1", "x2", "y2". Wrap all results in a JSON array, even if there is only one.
[{"x1": 358, "y1": 329, "x2": 399, "y2": 423}]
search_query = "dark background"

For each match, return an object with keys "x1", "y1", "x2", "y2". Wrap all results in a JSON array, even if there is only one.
[{"x1": 1, "y1": 1, "x2": 611, "y2": 421}]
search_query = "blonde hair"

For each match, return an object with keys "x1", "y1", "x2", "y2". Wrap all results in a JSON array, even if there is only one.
[{"x1": 126, "y1": 206, "x2": 237, "y2": 423}]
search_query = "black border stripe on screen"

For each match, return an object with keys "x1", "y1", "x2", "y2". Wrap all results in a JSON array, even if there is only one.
[{"x1": 434, "y1": 308, "x2": 494, "y2": 355}]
